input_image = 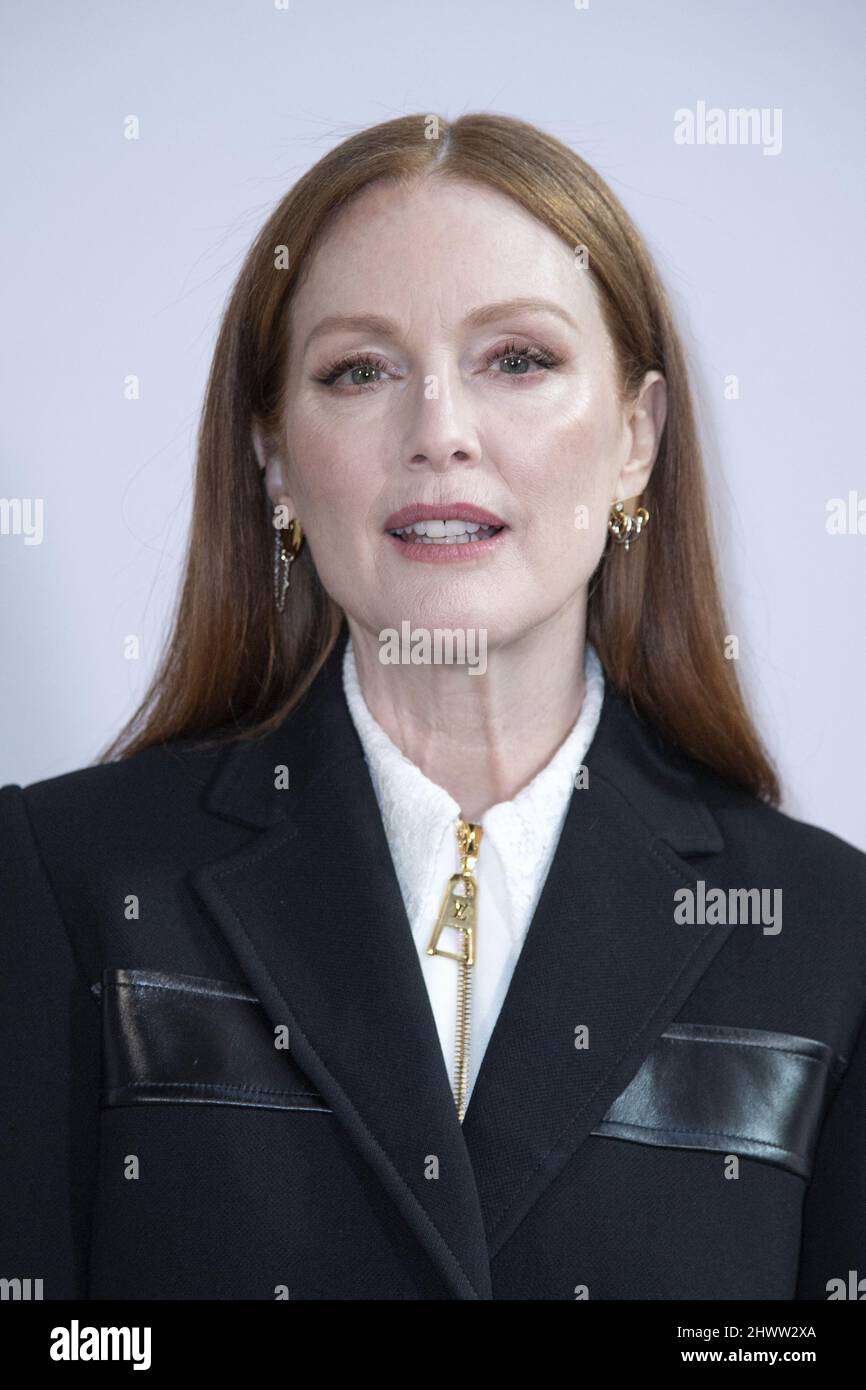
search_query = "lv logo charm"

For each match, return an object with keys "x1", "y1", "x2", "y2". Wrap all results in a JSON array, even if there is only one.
[{"x1": 426, "y1": 818, "x2": 483, "y2": 1122}]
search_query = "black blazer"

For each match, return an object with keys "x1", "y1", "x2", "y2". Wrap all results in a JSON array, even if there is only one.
[{"x1": 2, "y1": 626, "x2": 865, "y2": 1301}]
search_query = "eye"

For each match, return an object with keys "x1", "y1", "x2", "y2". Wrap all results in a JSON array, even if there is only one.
[
  {"x1": 484, "y1": 340, "x2": 561, "y2": 377},
  {"x1": 315, "y1": 352, "x2": 393, "y2": 391}
]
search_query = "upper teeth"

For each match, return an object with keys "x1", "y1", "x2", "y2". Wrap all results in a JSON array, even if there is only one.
[{"x1": 390, "y1": 519, "x2": 491, "y2": 539}]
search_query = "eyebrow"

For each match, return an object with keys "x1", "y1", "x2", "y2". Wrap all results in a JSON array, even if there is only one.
[{"x1": 302, "y1": 297, "x2": 579, "y2": 353}]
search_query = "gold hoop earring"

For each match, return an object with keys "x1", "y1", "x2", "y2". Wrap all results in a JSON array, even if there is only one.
[
  {"x1": 608, "y1": 500, "x2": 650, "y2": 552},
  {"x1": 273, "y1": 513, "x2": 304, "y2": 612}
]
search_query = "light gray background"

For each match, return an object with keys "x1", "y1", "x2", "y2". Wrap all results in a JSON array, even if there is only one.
[{"x1": 2, "y1": 0, "x2": 864, "y2": 850}]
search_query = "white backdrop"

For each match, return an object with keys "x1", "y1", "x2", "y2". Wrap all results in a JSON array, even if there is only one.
[{"x1": 1, "y1": 0, "x2": 864, "y2": 850}]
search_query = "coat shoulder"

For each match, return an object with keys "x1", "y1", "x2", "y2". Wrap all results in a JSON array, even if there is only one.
[
  {"x1": 0, "y1": 733, "x2": 247, "y2": 927},
  {"x1": 695, "y1": 763, "x2": 866, "y2": 882},
  {"x1": 0, "y1": 734, "x2": 253, "y2": 983},
  {"x1": 681, "y1": 759, "x2": 866, "y2": 963},
  {"x1": 2, "y1": 733, "x2": 232, "y2": 832}
]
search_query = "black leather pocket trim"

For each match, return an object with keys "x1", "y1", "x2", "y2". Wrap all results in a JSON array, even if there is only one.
[
  {"x1": 590, "y1": 1022, "x2": 844, "y2": 1179},
  {"x1": 100, "y1": 967, "x2": 333, "y2": 1113}
]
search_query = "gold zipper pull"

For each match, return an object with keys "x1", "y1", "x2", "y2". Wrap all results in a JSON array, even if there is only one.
[{"x1": 426, "y1": 816, "x2": 483, "y2": 1122}]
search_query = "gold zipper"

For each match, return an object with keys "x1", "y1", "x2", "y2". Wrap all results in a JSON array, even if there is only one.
[{"x1": 425, "y1": 817, "x2": 484, "y2": 1123}]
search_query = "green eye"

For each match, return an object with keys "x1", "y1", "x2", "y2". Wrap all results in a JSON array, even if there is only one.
[
  {"x1": 317, "y1": 354, "x2": 392, "y2": 390},
  {"x1": 500, "y1": 353, "x2": 532, "y2": 374},
  {"x1": 487, "y1": 340, "x2": 560, "y2": 375}
]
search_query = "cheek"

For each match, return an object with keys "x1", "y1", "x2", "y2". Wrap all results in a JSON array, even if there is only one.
[
  {"x1": 511, "y1": 406, "x2": 615, "y2": 545},
  {"x1": 285, "y1": 443, "x2": 389, "y2": 597},
  {"x1": 286, "y1": 422, "x2": 377, "y2": 531}
]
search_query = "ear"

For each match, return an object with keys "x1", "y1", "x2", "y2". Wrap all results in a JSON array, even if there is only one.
[
  {"x1": 612, "y1": 371, "x2": 667, "y2": 504},
  {"x1": 252, "y1": 419, "x2": 297, "y2": 516}
]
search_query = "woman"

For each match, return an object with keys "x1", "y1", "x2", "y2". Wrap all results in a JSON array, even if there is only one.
[{"x1": 2, "y1": 112, "x2": 864, "y2": 1302}]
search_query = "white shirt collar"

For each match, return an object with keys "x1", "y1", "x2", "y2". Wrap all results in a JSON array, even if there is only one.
[{"x1": 342, "y1": 636, "x2": 605, "y2": 944}]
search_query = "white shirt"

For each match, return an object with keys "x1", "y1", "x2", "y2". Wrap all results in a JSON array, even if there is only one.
[{"x1": 342, "y1": 636, "x2": 606, "y2": 1109}]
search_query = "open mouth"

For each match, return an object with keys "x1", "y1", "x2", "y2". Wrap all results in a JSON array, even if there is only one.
[{"x1": 387, "y1": 520, "x2": 506, "y2": 545}]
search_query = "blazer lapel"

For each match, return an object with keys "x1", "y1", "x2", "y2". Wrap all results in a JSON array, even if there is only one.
[
  {"x1": 460, "y1": 682, "x2": 732, "y2": 1256},
  {"x1": 190, "y1": 627, "x2": 493, "y2": 1301}
]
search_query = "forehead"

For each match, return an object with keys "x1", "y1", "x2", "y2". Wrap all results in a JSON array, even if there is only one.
[{"x1": 289, "y1": 176, "x2": 602, "y2": 334}]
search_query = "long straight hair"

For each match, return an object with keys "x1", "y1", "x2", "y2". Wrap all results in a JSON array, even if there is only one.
[{"x1": 99, "y1": 112, "x2": 780, "y2": 805}]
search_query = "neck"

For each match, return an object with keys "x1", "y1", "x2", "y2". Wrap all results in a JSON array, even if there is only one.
[{"x1": 346, "y1": 599, "x2": 589, "y2": 821}]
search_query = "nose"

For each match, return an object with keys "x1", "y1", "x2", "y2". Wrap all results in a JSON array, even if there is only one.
[
  {"x1": 403, "y1": 359, "x2": 481, "y2": 473},
  {"x1": 408, "y1": 444, "x2": 476, "y2": 472}
]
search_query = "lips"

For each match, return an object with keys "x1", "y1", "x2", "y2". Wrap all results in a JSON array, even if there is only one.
[{"x1": 383, "y1": 501, "x2": 507, "y2": 530}]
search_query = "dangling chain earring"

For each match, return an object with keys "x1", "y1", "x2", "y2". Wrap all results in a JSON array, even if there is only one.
[
  {"x1": 273, "y1": 511, "x2": 304, "y2": 612},
  {"x1": 608, "y1": 500, "x2": 650, "y2": 552}
]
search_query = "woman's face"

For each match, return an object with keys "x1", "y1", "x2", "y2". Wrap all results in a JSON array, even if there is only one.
[{"x1": 262, "y1": 176, "x2": 664, "y2": 643}]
